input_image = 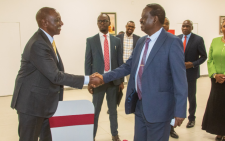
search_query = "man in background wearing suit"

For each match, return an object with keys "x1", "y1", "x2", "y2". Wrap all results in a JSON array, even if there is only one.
[
  {"x1": 178, "y1": 20, "x2": 207, "y2": 128},
  {"x1": 162, "y1": 17, "x2": 179, "y2": 139},
  {"x1": 90, "y1": 4, "x2": 188, "y2": 141},
  {"x1": 11, "y1": 7, "x2": 100, "y2": 141},
  {"x1": 85, "y1": 14, "x2": 123, "y2": 141},
  {"x1": 116, "y1": 21, "x2": 140, "y2": 82}
]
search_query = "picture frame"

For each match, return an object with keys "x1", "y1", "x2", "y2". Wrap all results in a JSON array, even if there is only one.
[
  {"x1": 101, "y1": 12, "x2": 117, "y2": 35},
  {"x1": 219, "y1": 16, "x2": 225, "y2": 35}
]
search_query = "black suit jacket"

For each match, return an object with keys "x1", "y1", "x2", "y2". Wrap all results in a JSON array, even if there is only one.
[
  {"x1": 116, "y1": 34, "x2": 140, "y2": 60},
  {"x1": 85, "y1": 33, "x2": 123, "y2": 85},
  {"x1": 178, "y1": 33, "x2": 207, "y2": 81},
  {"x1": 11, "y1": 29, "x2": 84, "y2": 118}
]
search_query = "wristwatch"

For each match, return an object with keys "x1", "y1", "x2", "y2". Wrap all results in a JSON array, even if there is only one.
[{"x1": 212, "y1": 73, "x2": 217, "y2": 78}]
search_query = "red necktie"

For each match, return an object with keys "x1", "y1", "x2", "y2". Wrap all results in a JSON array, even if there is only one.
[
  {"x1": 183, "y1": 36, "x2": 187, "y2": 52},
  {"x1": 137, "y1": 38, "x2": 151, "y2": 100},
  {"x1": 103, "y1": 35, "x2": 110, "y2": 71}
]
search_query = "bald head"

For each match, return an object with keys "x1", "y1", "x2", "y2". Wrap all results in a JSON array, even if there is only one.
[
  {"x1": 36, "y1": 7, "x2": 56, "y2": 27},
  {"x1": 182, "y1": 20, "x2": 193, "y2": 35},
  {"x1": 36, "y1": 7, "x2": 63, "y2": 37}
]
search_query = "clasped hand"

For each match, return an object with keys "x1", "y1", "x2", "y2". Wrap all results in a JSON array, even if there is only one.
[
  {"x1": 215, "y1": 74, "x2": 225, "y2": 84},
  {"x1": 88, "y1": 73, "x2": 104, "y2": 94}
]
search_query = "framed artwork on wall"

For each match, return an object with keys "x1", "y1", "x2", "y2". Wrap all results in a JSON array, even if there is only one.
[
  {"x1": 101, "y1": 12, "x2": 117, "y2": 35},
  {"x1": 219, "y1": 16, "x2": 225, "y2": 35}
]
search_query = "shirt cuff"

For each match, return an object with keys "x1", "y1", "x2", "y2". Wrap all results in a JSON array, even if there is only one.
[{"x1": 84, "y1": 76, "x2": 90, "y2": 85}]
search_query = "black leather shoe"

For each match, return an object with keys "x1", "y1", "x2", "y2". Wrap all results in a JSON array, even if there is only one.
[
  {"x1": 170, "y1": 130, "x2": 179, "y2": 139},
  {"x1": 215, "y1": 136, "x2": 222, "y2": 141},
  {"x1": 112, "y1": 135, "x2": 121, "y2": 141},
  {"x1": 186, "y1": 121, "x2": 195, "y2": 128}
]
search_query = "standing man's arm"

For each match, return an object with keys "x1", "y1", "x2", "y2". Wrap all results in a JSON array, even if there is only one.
[
  {"x1": 169, "y1": 38, "x2": 188, "y2": 127},
  {"x1": 192, "y1": 37, "x2": 207, "y2": 67},
  {"x1": 85, "y1": 38, "x2": 92, "y2": 75},
  {"x1": 117, "y1": 38, "x2": 124, "y2": 91}
]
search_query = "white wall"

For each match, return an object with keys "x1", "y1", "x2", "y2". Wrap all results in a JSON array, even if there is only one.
[{"x1": 0, "y1": 0, "x2": 224, "y2": 78}]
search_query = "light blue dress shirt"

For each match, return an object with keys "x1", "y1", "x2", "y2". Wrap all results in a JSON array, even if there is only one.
[
  {"x1": 182, "y1": 33, "x2": 192, "y2": 46},
  {"x1": 40, "y1": 28, "x2": 89, "y2": 85},
  {"x1": 40, "y1": 28, "x2": 59, "y2": 61},
  {"x1": 135, "y1": 28, "x2": 163, "y2": 91}
]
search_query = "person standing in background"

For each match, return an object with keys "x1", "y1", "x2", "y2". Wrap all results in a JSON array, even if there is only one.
[
  {"x1": 118, "y1": 31, "x2": 125, "y2": 35},
  {"x1": 162, "y1": 17, "x2": 180, "y2": 139},
  {"x1": 116, "y1": 21, "x2": 140, "y2": 82},
  {"x1": 85, "y1": 13, "x2": 124, "y2": 141},
  {"x1": 202, "y1": 20, "x2": 225, "y2": 141},
  {"x1": 178, "y1": 20, "x2": 207, "y2": 128}
]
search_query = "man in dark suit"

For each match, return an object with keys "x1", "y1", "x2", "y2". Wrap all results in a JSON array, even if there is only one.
[
  {"x1": 116, "y1": 21, "x2": 140, "y2": 82},
  {"x1": 178, "y1": 20, "x2": 207, "y2": 128},
  {"x1": 11, "y1": 7, "x2": 100, "y2": 141},
  {"x1": 90, "y1": 4, "x2": 188, "y2": 141},
  {"x1": 85, "y1": 14, "x2": 123, "y2": 141}
]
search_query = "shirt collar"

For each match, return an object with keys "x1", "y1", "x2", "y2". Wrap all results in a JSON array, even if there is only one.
[
  {"x1": 125, "y1": 33, "x2": 133, "y2": 38},
  {"x1": 183, "y1": 33, "x2": 192, "y2": 38},
  {"x1": 99, "y1": 32, "x2": 110, "y2": 37},
  {"x1": 40, "y1": 28, "x2": 54, "y2": 44},
  {"x1": 147, "y1": 27, "x2": 163, "y2": 41}
]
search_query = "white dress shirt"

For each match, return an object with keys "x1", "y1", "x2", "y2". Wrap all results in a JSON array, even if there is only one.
[
  {"x1": 40, "y1": 28, "x2": 89, "y2": 85},
  {"x1": 135, "y1": 27, "x2": 163, "y2": 91},
  {"x1": 123, "y1": 33, "x2": 134, "y2": 63},
  {"x1": 99, "y1": 32, "x2": 111, "y2": 73}
]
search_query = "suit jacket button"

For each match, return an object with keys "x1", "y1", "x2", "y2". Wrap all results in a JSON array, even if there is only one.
[{"x1": 58, "y1": 91, "x2": 60, "y2": 94}]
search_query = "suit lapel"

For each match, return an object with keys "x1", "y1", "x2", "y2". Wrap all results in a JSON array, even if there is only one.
[
  {"x1": 185, "y1": 33, "x2": 194, "y2": 55},
  {"x1": 120, "y1": 34, "x2": 124, "y2": 53},
  {"x1": 93, "y1": 34, "x2": 104, "y2": 61},
  {"x1": 110, "y1": 35, "x2": 115, "y2": 61},
  {"x1": 133, "y1": 35, "x2": 137, "y2": 49},
  {"x1": 143, "y1": 29, "x2": 167, "y2": 73},
  {"x1": 56, "y1": 49, "x2": 64, "y2": 71},
  {"x1": 39, "y1": 29, "x2": 58, "y2": 63}
]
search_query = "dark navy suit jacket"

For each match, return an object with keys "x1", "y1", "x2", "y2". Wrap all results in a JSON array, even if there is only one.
[
  {"x1": 103, "y1": 28, "x2": 188, "y2": 123},
  {"x1": 178, "y1": 33, "x2": 207, "y2": 81}
]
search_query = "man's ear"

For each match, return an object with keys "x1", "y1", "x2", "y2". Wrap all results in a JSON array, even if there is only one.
[
  {"x1": 154, "y1": 16, "x2": 158, "y2": 24},
  {"x1": 41, "y1": 19, "x2": 48, "y2": 28}
]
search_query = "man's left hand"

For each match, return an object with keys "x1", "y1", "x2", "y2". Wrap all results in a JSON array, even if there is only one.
[
  {"x1": 174, "y1": 117, "x2": 185, "y2": 128},
  {"x1": 119, "y1": 83, "x2": 124, "y2": 92},
  {"x1": 185, "y1": 62, "x2": 194, "y2": 69}
]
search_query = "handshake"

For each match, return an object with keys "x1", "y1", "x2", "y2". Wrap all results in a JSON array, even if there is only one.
[{"x1": 88, "y1": 72, "x2": 104, "y2": 94}]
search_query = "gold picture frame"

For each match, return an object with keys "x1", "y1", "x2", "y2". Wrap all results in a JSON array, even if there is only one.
[{"x1": 219, "y1": 16, "x2": 225, "y2": 35}]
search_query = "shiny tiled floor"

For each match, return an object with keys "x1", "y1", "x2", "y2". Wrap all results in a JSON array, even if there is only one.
[{"x1": 0, "y1": 77, "x2": 217, "y2": 141}]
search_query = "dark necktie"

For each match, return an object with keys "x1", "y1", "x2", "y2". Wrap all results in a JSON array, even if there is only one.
[{"x1": 137, "y1": 38, "x2": 151, "y2": 100}]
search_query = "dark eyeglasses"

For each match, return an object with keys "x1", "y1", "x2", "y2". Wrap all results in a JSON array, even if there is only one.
[{"x1": 98, "y1": 20, "x2": 109, "y2": 24}]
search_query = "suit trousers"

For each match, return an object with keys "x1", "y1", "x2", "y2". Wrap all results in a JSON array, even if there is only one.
[
  {"x1": 134, "y1": 100, "x2": 171, "y2": 141},
  {"x1": 92, "y1": 82, "x2": 118, "y2": 137},
  {"x1": 187, "y1": 79, "x2": 197, "y2": 121},
  {"x1": 17, "y1": 112, "x2": 52, "y2": 141}
]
